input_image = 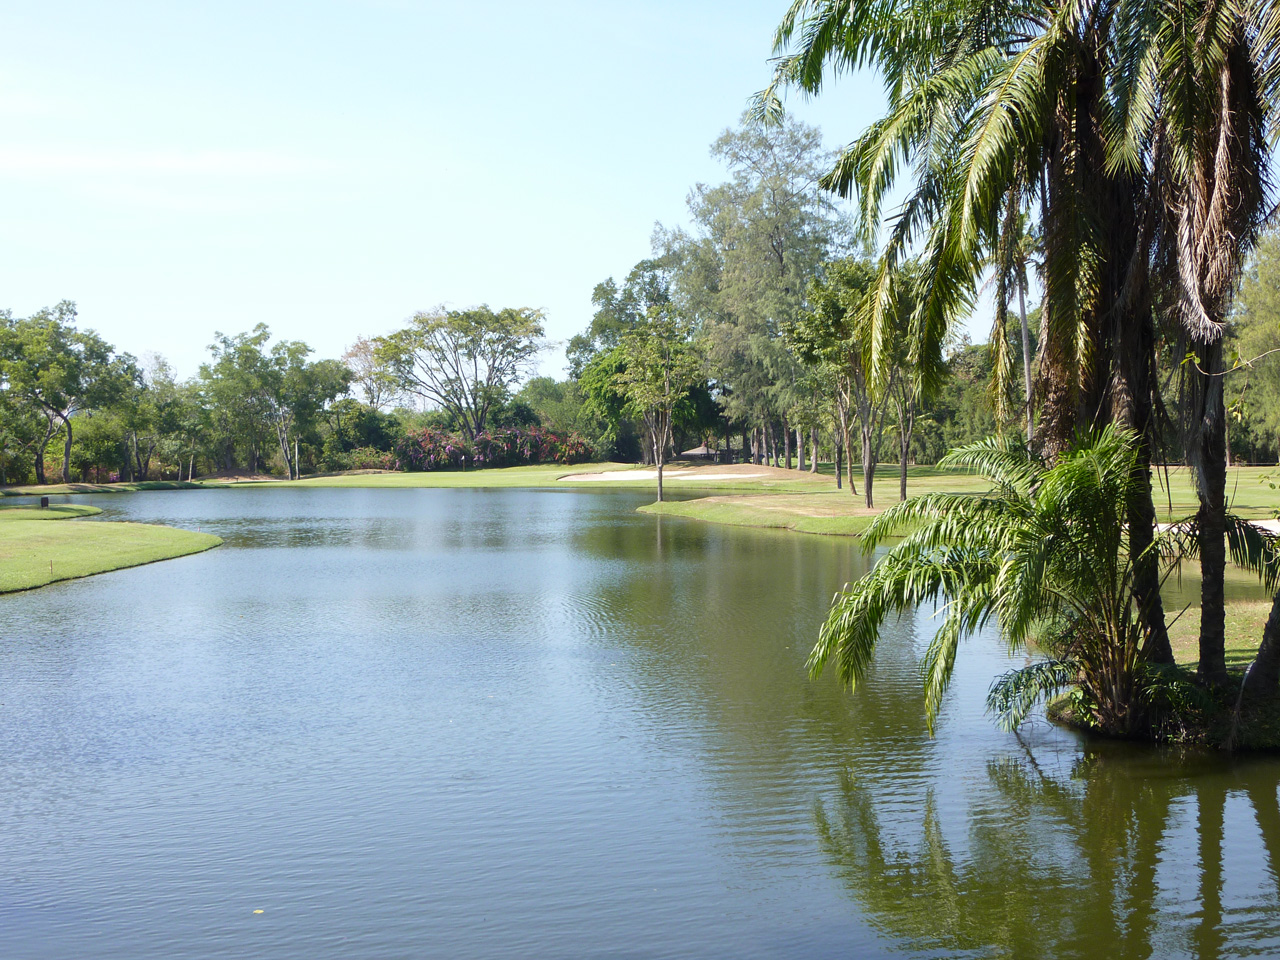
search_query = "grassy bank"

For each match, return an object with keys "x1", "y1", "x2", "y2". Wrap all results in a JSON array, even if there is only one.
[
  {"x1": 0, "y1": 480, "x2": 202, "y2": 497},
  {"x1": 279, "y1": 463, "x2": 639, "y2": 489},
  {"x1": 640, "y1": 463, "x2": 1278, "y2": 533},
  {"x1": 0, "y1": 503, "x2": 102, "y2": 521},
  {"x1": 0, "y1": 506, "x2": 222, "y2": 593}
]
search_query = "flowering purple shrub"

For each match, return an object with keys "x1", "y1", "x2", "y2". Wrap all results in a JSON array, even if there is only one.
[{"x1": 394, "y1": 428, "x2": 592, "y2": 471}]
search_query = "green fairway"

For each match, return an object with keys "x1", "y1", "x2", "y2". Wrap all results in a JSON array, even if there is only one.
[
  {"x1": 0, "y1": 507, "x2": 221, "y2": 593},
  {"x1": 0, "y1": 480, "x2": 202, "y2": 497},
  {"x1": 639, "y1": 463, "x2": 1279, "y2": 533},
  {"x1": 0, "y1": 504, "x2": 102, "y2": 521},
  {"x1": 270, "y1": 463, "x2": 639, "y2": 489}
]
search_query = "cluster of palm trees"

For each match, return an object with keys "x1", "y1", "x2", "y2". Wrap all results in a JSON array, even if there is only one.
[{"x1": 761, "y1": 0, "x2": 1280, "y2": 735}]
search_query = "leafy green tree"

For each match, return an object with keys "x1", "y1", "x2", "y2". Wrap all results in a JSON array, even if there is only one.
[
  {"x1": 613, "y1": 309, "x2": 703, "y2": 502},
  {"x1": 0, "y1": 376, "x2": 47, "y2": 485},
  {"x1": 1229, "y1": 230, "x2": 1280, "y2": 462},
  {"x1": 986, "y1": 212, "x2": 1041, "y2": 441},
  {"x1": 568, "y1": 259, "x2": 674, "y2": 379},
  {"x1": 322, "y1": 398, "x2": 401, "y2": 458},
  {"x1": 0, "y1": 301, "x2": 134, "y2": 483},
  {"x1": 201, "y1": 326, "x2": 349, "y2": 478},
  {"x1": 579, "y1": 348, "x2": 638, "y2": 460},
  {"x1": 789, "y1": 256, "x2": 918, "y2": 506},
  {"x1": 115, "y1": 356, "x2": 191, "y2": 481},
  {"x1": 69, "y1": 408, "x2": 127, "y2": 482},
  {"x1": 377, "y1": 306, "x2": 544, "y2": 439},
  {"x1": 341, "y1": 337, "x2": 401, "y2": 411},
  {"x1": 265, "y1": 345, "x2": 350, "y2": 480},
  {"x1": 515, "y1": 377, "x2": 606, "y2": 445},
  {"x1": 201, "y1": 325, "x2": 276, "y2": 473},
  {"x1": 659, "y1": 113, "x2": 846, "y2": 463}
]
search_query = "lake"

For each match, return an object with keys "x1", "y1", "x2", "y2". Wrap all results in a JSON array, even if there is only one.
[{"x1": 2, "y1": 487, "x2": 1279, "y2": 958}]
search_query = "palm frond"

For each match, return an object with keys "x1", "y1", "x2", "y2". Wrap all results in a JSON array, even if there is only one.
[{"x1": 986, "y1": 658, "x2": 1079, "y2": 731}]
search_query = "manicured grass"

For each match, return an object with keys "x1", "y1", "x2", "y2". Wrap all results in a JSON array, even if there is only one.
[
  {"x1": 1152, "y1": 464, "x2": 1279, "y2": 520},
  {"x1": 0, "y1": 507, "x2": 221, "y2": 593},
  {"x1": 0, "y1": 480, "x2": 201, "y2": 497},
  {"x1": 639, "y1": 495, "x2": 883, "y2": 536},
  {"x1": 0, "y1": 504, "x2": 101, "y2": 521},
  {"x1": 640, "y1": 463, "x2": 1279, "y2": 535},
  {"x1": 272, "y1": 462, "x2": 845, "y2": 495},
  {"x1": 276, "y1": 463, "x2": 639, "y2": 489}
]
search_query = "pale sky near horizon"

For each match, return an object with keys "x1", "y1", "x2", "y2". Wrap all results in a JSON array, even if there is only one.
[{"x1": 1, "y1": 1, "x2": 948, "y2": 381}]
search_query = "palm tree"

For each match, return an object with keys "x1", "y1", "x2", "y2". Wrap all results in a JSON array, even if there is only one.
[
  {"x1": 761, "y1": 0, "x2": 1280, "y2": 687},
  {"x1": 812, "y1": 428, "x2": 1170, "y2": 736},
  {"x1": 987, "y1": 207, "x2": 1040, "y2": 443},
  {"x1": 758, "y1": 0, "x2": 1179, "y2": 664},
  {"x1": 1109, "y1": 0, "x2": 1278, "y2": 685},
  {"x1": 811, "y1": 427, "x2": 1280, "y2": 738}
]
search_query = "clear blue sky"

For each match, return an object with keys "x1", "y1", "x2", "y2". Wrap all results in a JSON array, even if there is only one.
[{"x1": 2, "y1": 1, "x2": 910, "y2": 379}]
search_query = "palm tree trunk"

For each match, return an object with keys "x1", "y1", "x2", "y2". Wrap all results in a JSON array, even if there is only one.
[
  {"x1": 1018, "y1": 277, "x2": 1034, "y2": 442},
  {"x1": 1111, "y1": 312, "x2": 1174, "y2": 665},
  {"x1": 1131, "y1": 452, "x2": 1174, "y2": 665},
  {"x1": 1241, "y1": 590, "x2": 1280, "y2": 700},
  {"x1": 1194, "y1": 785, "x2": 1227, "y2": 960},
  {"x1": 1196, "y1": 344, "x2": 1229, "y2": 686},
  {"x1": 862, "y1": 425, "x2": 875, "y2": 509},
  {"x1": 899, "y1": 432, "x2": 909, "y2": 502}
]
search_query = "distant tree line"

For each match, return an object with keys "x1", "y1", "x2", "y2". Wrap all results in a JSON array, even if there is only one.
[{"x1": 4, "y1": 114, "x2": 1276, "y2": 514}]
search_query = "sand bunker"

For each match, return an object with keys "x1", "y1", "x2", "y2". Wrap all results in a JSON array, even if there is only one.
[{"x1": 560, "y1": 469, "x2": 770, "y2": 482}]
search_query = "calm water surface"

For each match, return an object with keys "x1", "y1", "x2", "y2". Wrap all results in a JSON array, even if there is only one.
[{"x1": 2, "y1": 487, "x2": 1279, "y2": 959}]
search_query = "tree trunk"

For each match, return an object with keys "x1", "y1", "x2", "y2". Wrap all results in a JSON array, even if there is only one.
[
  {"x1": 784, "y1": 417, "x2": 792, "y2": 469},
  {"x1": 835, "y1": 441, "x2": 842, "y2": 490},
  {"x1": 897, "y1": 395, "x2": 915, "y2": 502},
  {"x1": 796, "y1": 427, "x2": 805, "y2": 471},
  {"x1": 899, "y1": 433, "x2": 909, "y2": 502},
  {"x1": 1242, "y1": 590, "x2": 1280, "y2": 701},
  {"x1": 810, "y1": 428, "x2": 819, "y2": 474},
  {"x1": 1018, "y1": 277, "x2": 1034, "y2": 442},
  {"x1": 1109, "y1": 309, "x2": 1174, "y2": 666},
  {"x1": 1131, "y1": 446, "x2": 1174, "y2": 665},
  {"x1": 862, "y1": 425, "x2": 875, "y2": 510},
  {"x1": 835, "y1": 405, "x2": 858, "y2": 497},
  {"x1": 61, "y1": 415, "x2": 73, "y2": 483},
  {"x1": 1195, "y1": 785, "x2": 1227, "y2": 960},
  {"x1": 654, "y1": 429, "x2": 665, "y2": 503},
  {"x1": 1196, "y1": 344, "x2": 1229, "y2": 686}
]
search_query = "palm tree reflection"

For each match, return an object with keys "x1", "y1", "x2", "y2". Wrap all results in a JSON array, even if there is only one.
[{"x1": 816, "y1": 738, "x2": 1280, "y2": 959}]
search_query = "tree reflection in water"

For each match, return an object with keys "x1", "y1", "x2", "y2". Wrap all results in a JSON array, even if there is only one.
[{"x1": 815, "y1": 738, "x2": 1280, "y2": 959}]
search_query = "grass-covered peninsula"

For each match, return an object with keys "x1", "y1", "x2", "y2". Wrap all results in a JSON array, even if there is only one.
[{"x1": 0, "y1": 504, "x2": 221, "y2": 593}]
